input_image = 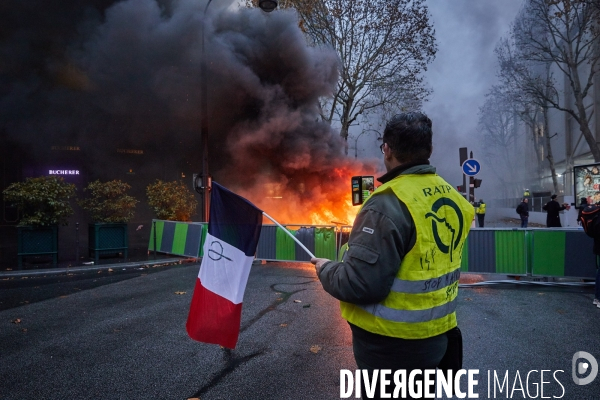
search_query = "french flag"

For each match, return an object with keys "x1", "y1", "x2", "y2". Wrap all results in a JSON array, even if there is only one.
[{"x1": 186, "y1": 182, "x2": 263, "y2": 349}]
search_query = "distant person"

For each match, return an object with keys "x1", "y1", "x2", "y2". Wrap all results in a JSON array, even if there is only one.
[
  {"x1": 476, "y1": 199, "x2": 486, "y2": 227},
  {"x1": 516, "y1": 198, "x2": 529, "y2": 228},
  {"x1": 543, "y1": 194, "x2": 568, "y2": 227}
]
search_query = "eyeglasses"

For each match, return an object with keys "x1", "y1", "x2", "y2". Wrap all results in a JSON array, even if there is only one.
[{"x1": 380, "y1": 143, "x2": 385, "y2": 154}]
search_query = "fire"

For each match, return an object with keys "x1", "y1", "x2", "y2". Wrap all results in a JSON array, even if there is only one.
[
  {"x1": 238, "y1": 160, "x2": 380, "y2": 228},
  {"x1": 307, "y1": 198, "x2": 357, "y2": 226}
]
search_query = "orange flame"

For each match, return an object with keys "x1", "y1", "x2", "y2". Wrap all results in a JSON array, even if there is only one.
[{"x1": 237, "y1": 160, "x2": 380, "y2": 228}]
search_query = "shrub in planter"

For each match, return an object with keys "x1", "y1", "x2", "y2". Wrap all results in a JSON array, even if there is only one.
[
  {"x1": 78, "y1": 180, "x2": 138, "y2": 223},
  {"x1": 2, "y1": 176, "x2": 76, "y2": 268},
  {"x1": 78, "y1": 180, "x2": 138, "y2": 262},
  {"x1": 146, "y1": 179, "x2": 197, "y2": 221},
  {"x1": 2, "y1": 176, "x2": 76, "y2": 227}
]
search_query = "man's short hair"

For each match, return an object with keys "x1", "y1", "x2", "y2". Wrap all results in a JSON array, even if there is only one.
[{"x1": 382, "y1": 112, "x2": 433, "y2": 162}]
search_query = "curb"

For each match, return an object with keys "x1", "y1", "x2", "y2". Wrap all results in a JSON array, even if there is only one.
[{"x1": 0, "y1": 257, "x2": 200, "y2": 279}]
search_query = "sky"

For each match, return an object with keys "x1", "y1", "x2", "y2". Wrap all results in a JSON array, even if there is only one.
[{"x1": 422, "y1": 0, "x2": 525, "y2": 200}]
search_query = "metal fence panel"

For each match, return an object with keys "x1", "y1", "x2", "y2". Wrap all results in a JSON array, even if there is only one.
[
  {"x1": 315, "y1": 227, "x2": 336, "y2": 260},
  {"x1": 148, "y1": 220, "x2": 164, "y2": 251},
  {"x1": 147, "y1": 222, "x2": 600, "y2": 281},
  {"x1": 531, "y1": 230, "x2": 566, "y2": 276},
  {"x1": 172, "y1": 223, "x2": 188, "y2": 255},
  {"x1": 159, "y1": 221, "x2": 176, "y2": 253},
  {"x1": 276, "y1": 227, "x2": 296, "y2": 261},
  {"x1": 466, "y1": 230, "x2": 496, "y2": 273},
  {"x1": 564, "y1": 231, "x2": 596, "y2": 278},
  {"x1": 294, "y1": 227, "x2": 315, "y2": 262},
  {"x1": 256, "y1": 225, "x2": 277, "y2": 260},
  {"x1": 495, "y1": 230, "x2": 527, "y2": 275}
]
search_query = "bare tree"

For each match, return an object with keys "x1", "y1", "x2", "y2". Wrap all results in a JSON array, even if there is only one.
[
  {"x1": 510, "y1": 0, "x2": 600, "y2": 161},
  {"x1": 246, "y1": 0, "x2": 436, "y2": 154},
  {"x1": 478, "y1": 86, "x2": 523, "y2": 197},
  {"x1": 495, "y1": 37, "x2": 561, "y2": 194}
]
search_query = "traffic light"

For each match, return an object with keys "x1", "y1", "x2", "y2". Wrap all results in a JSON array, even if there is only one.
[
  {"x1": 457, "y1": 185, "x2": 464, "y2": 192},
  {"x1": 459, "y1": 147, "x2": 468, "y2": 166},
  {"x1": 473, "y1": 179, "x2": 482, "y2": 188},
  {"x1": 351, "y1": 176, "x2": 375, "y2": 206}
]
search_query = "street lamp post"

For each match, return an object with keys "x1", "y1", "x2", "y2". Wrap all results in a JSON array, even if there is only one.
[
  {"x1": 352, "y1": 128, "x2": 381, "y2": 159},
  {"x1": 197, "y1": 0, "x2": 278, "y2": 222},
  {"x1": 353, "y1": 131, "x2": 366, "y2": 159}
]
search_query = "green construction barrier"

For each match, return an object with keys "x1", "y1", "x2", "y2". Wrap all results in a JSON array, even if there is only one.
[
  {"x1": 530, "y1": 229, "x2": 595, "y2": 278},
  {"x1": 148, "y1": 220, "x2": 165, "y2": 252},
  {"x1": 495, "y1": 230, "x2": 527, "y2": 275},
  {"x1": 462, "y1": 229, "x2": 527, "y2": 275},
  {"x1": 275, "y1": 227, "x2": 296, "y2": 261},
  {"x1": 531, "y1": 230, "x2": 565, "y2": 276},
  {"x1": 172, "y1": 223, "x2": 188, "y2": 255},
  {"x1": 148, "y1": 220, "x2": 206, "y2": 258},
  {"x1": 147, "y1": 221, "x2": 596, "y2": 279},
  {"x1": 460, "y1": 228, "x2": 594, "y2": 278},
  {"x1": 198, "y1": 224, "x2": 208, "y2": 257},
  {"x1": 315, "y1": 227, "x2": 336, "y2": 260}
]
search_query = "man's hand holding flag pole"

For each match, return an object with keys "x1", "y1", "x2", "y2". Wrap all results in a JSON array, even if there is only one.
[{"x1": 186, "y1": 182, "x2": 324, "y2": 349}]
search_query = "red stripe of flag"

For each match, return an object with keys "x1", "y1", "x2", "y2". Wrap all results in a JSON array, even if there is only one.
[{"x1": 186, "y1": 278, "x2": 242, "y2": 349}]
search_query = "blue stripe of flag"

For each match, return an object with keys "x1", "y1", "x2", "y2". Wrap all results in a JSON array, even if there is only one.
[{"x1": 209, "y1": 182, "x2": 263, "y2": 256}]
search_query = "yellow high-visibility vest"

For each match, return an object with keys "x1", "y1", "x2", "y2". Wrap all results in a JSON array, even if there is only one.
[
  {"x1": 477, "y1": 203, "x2": 486, "y2": 214},
  {"x1": 340, "y1": 173, "x2": 474, "y2": 339}
]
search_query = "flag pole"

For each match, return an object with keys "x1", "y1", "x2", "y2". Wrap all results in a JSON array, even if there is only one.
[{"x1": 262, "y1": 212, "x2": 316, "y2": 259}]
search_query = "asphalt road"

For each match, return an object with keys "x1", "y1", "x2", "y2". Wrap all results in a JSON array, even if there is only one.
[
  {"x1": 1, "y1": 261, "x2": 599, "y2": 399},
  {"x1": 0, "y1": 262, "x2": 184, "y2": 311}
]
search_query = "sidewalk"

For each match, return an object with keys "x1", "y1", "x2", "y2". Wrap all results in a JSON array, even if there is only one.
[
  {"x1": 0, "y1": 222, "x2": 176, "y2": 273},
  {"x1": 0, "y1": 254, "x2": 195, "y2": 278}
]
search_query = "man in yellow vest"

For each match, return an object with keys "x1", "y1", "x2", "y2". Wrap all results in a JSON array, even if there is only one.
[
  {"x1": 476, "y1": 199, "x2": 486, "y2": 227},
  {"x1": 311, "y1": 112, "x2": 474, "y2": 397}
]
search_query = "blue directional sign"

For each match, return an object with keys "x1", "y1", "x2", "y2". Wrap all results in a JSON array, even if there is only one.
[{"x1": 462, "y1": 159, "x2": 481, "y2": 176}]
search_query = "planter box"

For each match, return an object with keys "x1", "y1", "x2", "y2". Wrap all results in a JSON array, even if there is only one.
[
  {"x1": 17, "y1": 225, "x2": 58, "y2": 269},
  {"x1": 88, "y1": 223, "x2": 128, "y2": 263}
]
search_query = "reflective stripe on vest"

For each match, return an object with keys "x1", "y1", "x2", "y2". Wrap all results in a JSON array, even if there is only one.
[
  {"x1": 340, "y1": 173, "x2": 474, "y2": 339},
  {"x1": 359, "y1": 296, "x2": 458, "y2": 323},
  {"x1": 389, "y1": 268, "x2": 461, "y2": 294}
]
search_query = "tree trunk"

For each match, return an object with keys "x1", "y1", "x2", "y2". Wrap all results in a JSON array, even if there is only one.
[
  {"x1": 543, "y1": 108, "x2": 559, "y2": 194},
  {"x1": 340, "y1": 124, "x2": 349, "y2": 155}
]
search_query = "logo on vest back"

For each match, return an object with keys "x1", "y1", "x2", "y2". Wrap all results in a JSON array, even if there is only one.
[{"x1": 424, "y1": 198, "x2": 464, "y2": 262}]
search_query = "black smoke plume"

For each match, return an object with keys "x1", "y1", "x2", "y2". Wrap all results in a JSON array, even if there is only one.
[{"x1": 1, "y1": 0, "x2": 377, "y2": 224}]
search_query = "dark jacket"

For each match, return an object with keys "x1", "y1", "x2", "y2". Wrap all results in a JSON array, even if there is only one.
[
  {"x1": 517, "y1": 201, "x2": 529, "y2": 218},
  {"x1": 543, "y1": 199, "x2": 565, "y2": 227}
]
